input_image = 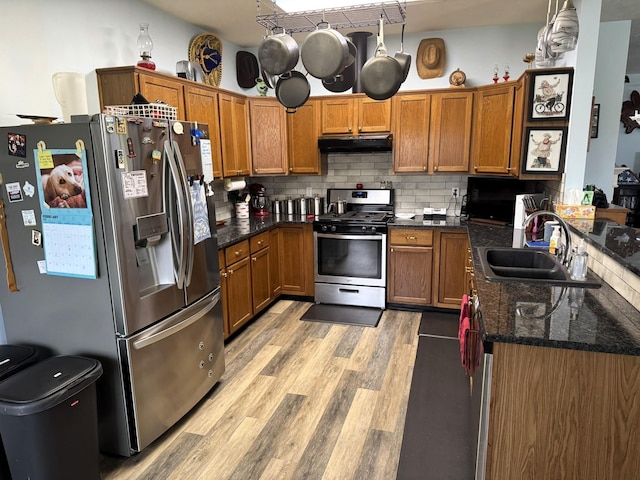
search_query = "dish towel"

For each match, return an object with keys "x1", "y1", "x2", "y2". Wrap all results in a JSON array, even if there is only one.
[{"x1": 459, "y1": 294, "x2": 470, "y2": 374}]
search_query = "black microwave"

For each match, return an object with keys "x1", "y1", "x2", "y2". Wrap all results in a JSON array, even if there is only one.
[{"x1": 465, "y1": 176, "x2": 544, "y2": 224}]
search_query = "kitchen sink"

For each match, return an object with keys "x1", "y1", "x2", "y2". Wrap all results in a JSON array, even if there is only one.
[{"x1": 477, "y1": 247, "x2": 601, "y2": 288}]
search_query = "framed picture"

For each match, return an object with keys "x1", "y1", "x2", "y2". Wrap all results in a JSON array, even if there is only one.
[
  {"x1": 523, "y1": 126, "x2": 568, "y2": 174},
  {"x1": 528, "y1": 68, "x2": 574, "y2": 121},
  {"x1": 590, "y1": 102, "x2": 600, "y2": 138}
]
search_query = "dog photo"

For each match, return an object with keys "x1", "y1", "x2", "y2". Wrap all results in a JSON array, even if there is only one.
[{"x1": 39, "y1": 153, "x2": 87, "y2": 208}]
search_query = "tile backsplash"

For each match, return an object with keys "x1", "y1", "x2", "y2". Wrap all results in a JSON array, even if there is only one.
[{"x1": 212, "y1": 152, "x2": 469, "y2": 220}]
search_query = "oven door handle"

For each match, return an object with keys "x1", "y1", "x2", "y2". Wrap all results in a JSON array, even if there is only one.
[{"x1": 316, "y1": 233, "x2": 383, "y2": 241}]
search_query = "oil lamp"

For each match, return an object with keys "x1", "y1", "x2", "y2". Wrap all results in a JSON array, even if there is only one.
[{"x1": 137, "y1": 23, "x2": 156, "y2": 70}]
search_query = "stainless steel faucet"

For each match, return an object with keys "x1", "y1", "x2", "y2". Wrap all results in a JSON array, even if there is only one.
[{"x1": 522, "y1": 210, "x2": 572, "y2": 266}]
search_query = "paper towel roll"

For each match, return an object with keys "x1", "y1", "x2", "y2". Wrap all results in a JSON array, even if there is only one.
[{"x1": 224, "y1": 178, "x2": 246, "y2": 191}]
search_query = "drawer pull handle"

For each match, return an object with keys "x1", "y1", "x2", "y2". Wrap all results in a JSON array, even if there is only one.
[
  {"x1": 406, "y1": 235, "x2": 417, "y2": 240},
  {"x1": 252, "y1": 256, "x2": 257, "y2": 262},
  {"x1": 234, "y1": 250, "x2": 242, "y2": 256},
  {"x1": 228, "y1": 269, "x2": 234, "y2": 275},
  {"x1": 258, "y1": 240, "x2": 263, "y2": 246}
]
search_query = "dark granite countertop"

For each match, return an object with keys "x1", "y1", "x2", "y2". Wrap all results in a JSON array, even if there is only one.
[
  {"x1": 468, "y1": 222, "x2": 640, "y2": 356},
  {"x1": 388, "y1": 216, "x2": 466, "y2": 228},
  {"x1": 216, "y1": 214, "x2": 314, "y2": 249},
  {"x1": 570, "y1": 219, "x2": 640, "y2": 277}
]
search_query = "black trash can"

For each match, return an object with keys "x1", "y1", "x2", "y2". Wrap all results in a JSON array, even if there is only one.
[
  {"x1": 0, "y1": 355, "x2": 102, "y2": 480},
  {"x1": 0, "y1": 344, "x2": 41, "y2": 381}
]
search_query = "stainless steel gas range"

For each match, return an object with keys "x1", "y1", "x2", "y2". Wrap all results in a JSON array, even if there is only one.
[{"x1": 313, "y1": 189, "x2": 394, "y2": 309}]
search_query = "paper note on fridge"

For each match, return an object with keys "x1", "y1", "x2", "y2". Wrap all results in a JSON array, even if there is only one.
[{"x1": 121, "y1": 170, "x2": 149, "y2": 199}]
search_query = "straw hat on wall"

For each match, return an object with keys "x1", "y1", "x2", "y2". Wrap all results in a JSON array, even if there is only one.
[{"x1": 416, "y1": 38, "x2": 446, "y2": 79}]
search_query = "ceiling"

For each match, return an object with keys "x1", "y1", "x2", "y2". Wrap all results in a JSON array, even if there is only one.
[{"x1": 142, "y1": 0, "x2": 640, "y2": 74}]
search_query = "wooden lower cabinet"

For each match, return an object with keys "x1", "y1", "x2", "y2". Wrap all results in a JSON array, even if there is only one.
[
  {"x1": 250, "y1": 231, "x2": 271, "y2": 315},
  {"x1": 387, "y1": 229, "x2": 434, "y2": 305},
  {"x1": 434, "y1": 229, "x2": 470, "y2": 308},
  {"x1": 222, "y1": 251, "x2": 252, "y2": 336},
  {"x1": 279, "y1": 224, "x2": 314, "y2": 296},
  {"x1": 269, "y1": 228, "x2": 282, "y2": 297}
]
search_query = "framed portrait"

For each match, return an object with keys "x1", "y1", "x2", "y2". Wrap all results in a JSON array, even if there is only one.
[
  {"x1": 528, "y1": 68, "x2": 574, "y2": 121},
  {"x1": 523, "y1": 126, "x2": 568, "y2": 174},
  {"x1": 590, "y1": 103, "x2": 600, "y2": 138}
]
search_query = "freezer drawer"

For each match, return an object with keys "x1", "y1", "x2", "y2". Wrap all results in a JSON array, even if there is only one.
[{"x1": 120, "y1": 288, "x2": 224, "y2": 452}]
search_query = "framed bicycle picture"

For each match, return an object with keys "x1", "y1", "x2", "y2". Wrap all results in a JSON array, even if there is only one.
[
  {"x1": 528, "y1": 68, "x2": 574, "y2": 121},
  {"x1": 523, "y1": 126, "x2": 568, "y2": 174}
]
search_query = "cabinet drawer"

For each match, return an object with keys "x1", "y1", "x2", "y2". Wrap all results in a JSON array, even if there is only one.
[
  {"x1": 389, "y1": 229, "x2": 433, "y2": 246},
  {"x1": 225, "y1": 239, "x2": 250, "y2": 265},
  {"x1": 250, "y1": 231, "x2": 270, "y2": 253}
]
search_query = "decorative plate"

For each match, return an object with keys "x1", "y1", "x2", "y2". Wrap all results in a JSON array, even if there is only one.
[
  {"x1": 395, "y1": 213, "x2": 415, "y2": 219},
  {"x1": 189, "y1": 33, "x2": 223, "y2": 87}
]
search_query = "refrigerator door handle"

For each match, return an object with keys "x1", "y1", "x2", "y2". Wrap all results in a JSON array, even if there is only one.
[
  {"x1": 171, "y1": 140, "x2": 195, "y2": 288},
  {"x1": 164, "y1": 140, "x2": 188, "y2": 289},
  {"x1": 133, "y1": 290, "x2": 221, "y2": 350}
]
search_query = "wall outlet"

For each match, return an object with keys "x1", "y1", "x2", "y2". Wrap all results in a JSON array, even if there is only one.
[{"x1": 451, "y1": 187, "x2": 459, "y2": 197}]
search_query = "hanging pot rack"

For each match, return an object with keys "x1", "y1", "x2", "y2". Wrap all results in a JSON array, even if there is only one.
[{"x1": 256, "y1": 1, "x2": 406, "y2": 34}]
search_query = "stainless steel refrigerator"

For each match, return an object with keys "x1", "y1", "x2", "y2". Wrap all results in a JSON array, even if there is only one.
[{"x1": 0, "y1": 114, "x2": 224, "y2": 456}]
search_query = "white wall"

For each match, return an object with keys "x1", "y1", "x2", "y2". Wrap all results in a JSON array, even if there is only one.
[
  {"x1": 616, "y1": 73, "x2": 640, "y2": 172},
  {"x1": 0, "y1": 0, "x2": 244, "y2": 126},
  {"x1": 585, "y1": 21, "x2": 631, "y2": 199}
]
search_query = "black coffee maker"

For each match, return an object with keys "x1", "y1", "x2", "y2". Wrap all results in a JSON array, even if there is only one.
[{"x1": 249, "y1": 183, "x2": 269, "y2": 216}]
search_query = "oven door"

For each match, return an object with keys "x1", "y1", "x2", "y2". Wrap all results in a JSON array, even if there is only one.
[{"x1": 314, "y1": 232, "x2": 386, "y2": 287}]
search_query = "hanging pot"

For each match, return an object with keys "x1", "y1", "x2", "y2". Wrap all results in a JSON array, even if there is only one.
[
  {"x1": 261, "y1": 68, "x2": 277, "y2": 89},
  {"x1": 394, "y1": 23, "x2": 411, "y2": 82},
  {"x1": 258, "y1": 29, "x2": 299, "y2": 76},
  {"x1": 275, "y1": 71, "x2": 310, "y2": 113},
  {"x1": 322, "y1": 39, "x2": 357, "y2": 93},
  {"x1": 301, "y1": 22, "x2": 349, "y2": 80},
  {"x1": 360, "y1": 18, "x2": 403, "y2": 101}
]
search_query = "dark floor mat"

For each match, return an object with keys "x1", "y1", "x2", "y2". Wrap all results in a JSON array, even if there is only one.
[{"x1": 300, "y1": 304, "x2": 382, "y2": 327}]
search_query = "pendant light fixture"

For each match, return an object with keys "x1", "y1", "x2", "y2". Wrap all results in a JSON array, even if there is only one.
[
  {"x1": 550, "y1": 0, "x2": 579, "y2": 53},
  {"x1": 534, "y1": 0, "x2": 558, "y2": 67}
]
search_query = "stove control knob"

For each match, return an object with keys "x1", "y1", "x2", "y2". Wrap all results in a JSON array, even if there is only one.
[
  {"x1": 321, "y1": 225, "x2": 328, "y2": 232},
  {"x1": 371, "y1": 226, "x2": 377, "y2": 233},
  {"x1": 362, "y1": 226, "x2": 367, "y2": 232},
  {"x1": 330, "y1": 225, "x2": 337, "y2": 232}
]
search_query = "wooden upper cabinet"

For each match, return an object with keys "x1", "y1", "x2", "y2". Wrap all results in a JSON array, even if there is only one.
[
  {"x1": 249, "y1": 97, "x2": 288, "y2": 175},
  {"x1": 138, "y1": 74, "x2": 186, "y2": 120},
  {"x1": 321, "y1": 95, "x2": 391, "y2": 135},
  {"x1": 184, "y1": 85, "x2": 223, "y2": 179},
  {"x1": 429, "y1": 91, "x2": 473, "y2": 173},
  {"x1": 471, "y1": 83, "x2": 516, "y2": 175},
  {"x1": 219, "y1": 92, "x2": 251, "y2": 177},
  {"x1": 287, "y1": 99, "x2": 322, "y2": 175},
  {"x1": 391, "y1": 92, "x2": 431, "y2": 173}
]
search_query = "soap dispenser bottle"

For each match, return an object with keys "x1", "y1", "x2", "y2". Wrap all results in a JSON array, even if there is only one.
[
  {"x1": 549, "y1": 226, "x2": 561, "y2": 255},
  {"x1": 571, "y1": 239, "x2": 588, "y2": 281}
]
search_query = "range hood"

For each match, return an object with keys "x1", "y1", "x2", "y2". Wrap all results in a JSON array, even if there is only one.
[{"x1": 318, "y1": 134, "x2": 393, "y2": 153}]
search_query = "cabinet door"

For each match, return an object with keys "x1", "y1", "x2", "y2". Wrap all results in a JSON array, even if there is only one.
[
  {"x1": 358, "y1": 97, "x2": 391, "y2": 133},
  {"x1": 138, "y1": 74, "x2": 186, "y2": 120},
  {"x1": 270, "y1": 228, "x2": 282, "y2": 297},
  {"x1": 321, "y1": 97, "x2": 355, "y2": 134},
  {"x1": 430, "y1": 91, "x2": 473, "y2": 173},
  {"x1": 226, "y1": 255, "x2": 253, "y2": 334},
  {"x1": 184, "y1": 86, "x2": 223, "y2": 179},
  {"x1": 508, "y1": 77, "x2": 525, "y2": 178},
  {"x1": 249, "y1": 98, "x2": 288, "y2": 175},
  {"x1": 471, "y1": 84, "x2": 515, "y2": 175},
  {"x1": 392, "y1": 93, "x2": 431, "y2": 173},
  {"x1": 434, "y1": 230, "x2": 469, "y2": 308},
  {"x1": 287, "y1": 100, "x2": 321, "y2": 175},
  {"x1": 279, "y1": 224, "x2": 314, "y2": 296},
  {"x1": 388, "y1": 245, "x2": 433, "y2": 305},
  {"x1": 219, "y1": 93, "x2": 251, "y2": 177},
  {"x1": 251, "y1": 247, "x2": 271, "y2": 315},
  {"x1": 219, "y1": 250, "x2": 230, "y2": 339}
]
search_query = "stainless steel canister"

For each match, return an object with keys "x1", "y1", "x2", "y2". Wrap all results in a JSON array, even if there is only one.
[
  {"x1": 294, "y1": 197, "x2": 307, "y2": 215},
  {"x1": 306, "y1": 195, "x2": 325, "y2": 215},
  {"x1": 285, "y1": 197, "x2": 295, "y2": 215},
  {"x1": 271, "y1": 199, "x2": 285, "y2": 214}
]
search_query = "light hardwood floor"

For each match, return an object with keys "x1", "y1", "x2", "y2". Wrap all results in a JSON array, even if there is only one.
[{"x1": 100, "y1": 300, "x2": 422, "y2": 480}]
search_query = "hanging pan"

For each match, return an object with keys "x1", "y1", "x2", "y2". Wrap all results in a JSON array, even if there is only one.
[
  {"x1": 258, "y1": 28, "x2": 299, "y2": 76},
  {"x1": 394, "y1": 23, "x2": 411, "y2": 82},
  {"x1": 322, "y1": 39, "x2": 357, "y2": 93},
  {"x1": 275, "y1": 71, "x2": 310, "y2": 113},
  {"x1": 301, "y1": 22, "x2": 349, "y2": 80},
  {"x1": 360, "y1": 17, "x2": 403, "y2": 101}
]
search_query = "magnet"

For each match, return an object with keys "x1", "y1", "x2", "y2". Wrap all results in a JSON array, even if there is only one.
[
  {"x1": 5, "y1": 182, "x2": 23, "y2": 203},
  {"x1": 127, "y1": 138, "x2": 136, "y2": 158},
  {"x1": 116, "y1": 118, "x2": 127, "y2": 135},
  {"x1": 116, "y1": 149, "x2": 126, "y2": 169},
  {"x1": 105, "y1": 116, "x2": 116, "y2": 133},
  {"x1": 152, "y1": 120, "x2": 167, "y2": 128},
  {"x1": 22, "y1": 209, "x2": 36, "y2": 226},
  {"x1": 190, "y1": 128, "x2": 203, "y2": 146},
  {"x1": 15, "y1": 160, "x2": 29, "y2": 169},
  {"x1": 22, "y1": 181, "x2": 35, "y2": 197},
  {"x1": 142, "y1": 137, "x2": 155, "y2": 144},
  {"x1": 173, "y1": 122, "x2": 184, "y2": 135},
  {"x1": 127, "y1": 117, "x2": 143, "y2": 124},
  {"x1": 151, "y1": 150, "x2": 162, "y2": 163},
  {"x1": 32, "y1": 230, "x2": 42, "y2": 247},
  {"x1": 37, "y1": 259, "x2": 47, "y2": 273},
  {"x1": 8, "y1": 133, "x2": 26, "y2": 157}
]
